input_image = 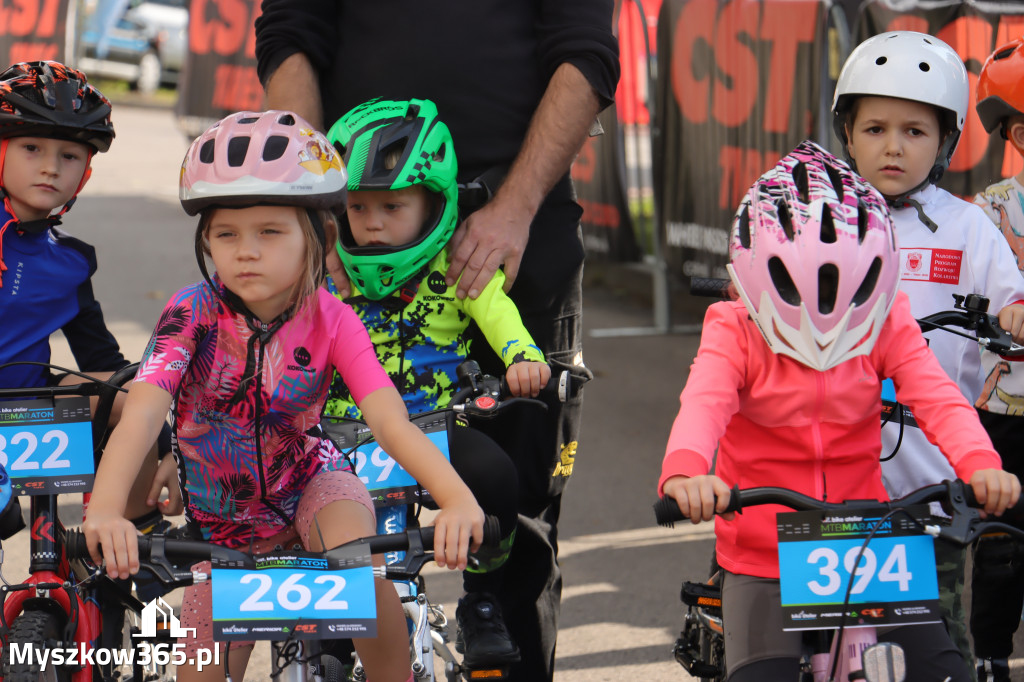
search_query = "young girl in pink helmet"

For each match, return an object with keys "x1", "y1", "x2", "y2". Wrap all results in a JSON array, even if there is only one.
[
  {"x1": 657, "y1": 140, "x2": 1020, "y2": 682},
  {"x1": 83, "y1": 110, "x2": 484, "y2": 682}
]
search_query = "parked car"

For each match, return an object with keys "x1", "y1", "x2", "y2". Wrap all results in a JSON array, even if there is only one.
[
  {"x1": 124, "y1": 0, "x2": 188, "y2": 87},
  {"x1": 77, "y1": 14, "x2": 163, "y2": 94}
]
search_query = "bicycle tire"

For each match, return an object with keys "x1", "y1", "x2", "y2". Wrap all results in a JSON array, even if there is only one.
[
  {"x1": 2, "y1": 609, "x2": 73, "y2": 682},
  {"x1": 322, "y1": 653, "x2": 352, "y2": 682}
]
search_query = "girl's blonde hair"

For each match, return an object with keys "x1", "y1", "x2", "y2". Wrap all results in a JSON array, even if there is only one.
[{"x1": 196, "y1": 206, "x2": 337, "y2": 317}]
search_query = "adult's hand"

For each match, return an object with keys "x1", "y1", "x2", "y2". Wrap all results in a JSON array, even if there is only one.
[{"x1": 446, "y1": 195, "x2": 532, "y2": 299}]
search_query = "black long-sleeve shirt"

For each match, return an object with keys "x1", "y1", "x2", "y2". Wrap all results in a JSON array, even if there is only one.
[{"x1": 254, "y1": 0, "x2": 619, "y2": 182}]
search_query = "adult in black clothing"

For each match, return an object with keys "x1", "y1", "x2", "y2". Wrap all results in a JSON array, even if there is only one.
[{"x1": 255, "y1": 3, "x2": 618, "y2": 680}]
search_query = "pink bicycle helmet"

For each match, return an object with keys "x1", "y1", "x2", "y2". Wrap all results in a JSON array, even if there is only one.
[
  {"x1": 727, "y1": 140, "x2": 899, "y2": 371},
  {"x1": 179, "y1": 110, "x2": 346, "y2": 215}
]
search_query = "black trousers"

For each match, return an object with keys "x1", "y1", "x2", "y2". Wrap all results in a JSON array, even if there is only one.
[
  {"x1": 467, "y1": 177, "x2": 587, "y2": 681},
  {"x1": 971, "y1": 408, "x2": 1024, "y2": 660}
]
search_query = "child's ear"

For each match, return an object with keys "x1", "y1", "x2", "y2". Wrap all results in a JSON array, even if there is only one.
[{"x1": 1009, "y1": 121, "x2": 1024, "y2": 153}]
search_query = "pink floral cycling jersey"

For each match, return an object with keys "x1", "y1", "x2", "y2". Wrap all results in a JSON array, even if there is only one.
[{"x1": 135, "y1": 280, "x2": 392, "y2": 547}]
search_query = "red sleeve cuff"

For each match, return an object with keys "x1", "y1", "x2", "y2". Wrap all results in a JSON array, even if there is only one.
[
  {"x1": 658, "y1": 448, "x2": 710, "y2": 497},
  {"x1": 953, "y1": 449, "x2": 1003, "y2": 482}
]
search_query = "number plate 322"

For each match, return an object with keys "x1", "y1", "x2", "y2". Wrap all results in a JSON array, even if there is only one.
[{"x1": 0, "y1": 398, "x2": 94, "y2": 494}]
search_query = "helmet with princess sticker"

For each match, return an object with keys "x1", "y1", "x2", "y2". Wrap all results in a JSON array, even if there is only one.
[{"x1": 179, "y1": 110, "x2": 346, "y2": 216}]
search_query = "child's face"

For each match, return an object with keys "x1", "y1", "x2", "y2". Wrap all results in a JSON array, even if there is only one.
[
  {"x1": 206, "y1": 205, "x2": 307, "y2": 322},
  {"x1": 2, "y1": 137, "x2": 90, "y2": 222},
  {"x1": 846, "y1": 96, "x2": 943, "y2": 199},
  {"x1": 346, "y1": 186, "x2": 430, "y2": 247}
]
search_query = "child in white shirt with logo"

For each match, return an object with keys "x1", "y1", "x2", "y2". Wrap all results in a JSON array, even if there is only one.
[{"x1": 832, "y1": 30, "x2": 1024, "y2": 675}]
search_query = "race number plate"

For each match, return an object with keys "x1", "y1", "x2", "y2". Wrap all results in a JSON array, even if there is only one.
[
  {"x1": 0, "y1": 398, "x2": 94, "y2": 494},
  {"x1": 777, "y1": 507, "x2": 941, "y2": 630},
  {"x1": 212, "y1": 551, "x2": 376, "y2": 640},
  {"x1": 321, "y1": 412, "x2": 450, "y2": 507}
]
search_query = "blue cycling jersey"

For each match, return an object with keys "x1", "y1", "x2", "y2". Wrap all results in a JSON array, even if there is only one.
[{"x1": 0, "y1": 205, "x2": 126, "y2": 389}]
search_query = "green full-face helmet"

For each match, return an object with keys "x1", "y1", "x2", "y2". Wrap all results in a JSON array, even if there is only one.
[{"x1": 328, "y1": 98, "x2": 458, "y2": 300}]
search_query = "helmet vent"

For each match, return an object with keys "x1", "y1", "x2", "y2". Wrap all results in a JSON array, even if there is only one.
[
  {"x1": 199, "y1": 139, "x2": 215, "y2": 164},
  {"x1": 263, "y1": 135, "x2": 289, "y2": 161},
  {"x1": 768, "y1": 257, "x2": 801, "y2": 306},
  {"x1": 825, "y1": 163, "x2": 845, "y2": 201},
  {"x1": 820, "y1": 208, "x2": 837, "y2": 244},
  {"x1": 793, "y1": 162, "x2": 809, "y2": 204},
  {"x1": 852, "y1": 257, "x2": 882, "y2": 306},
  {"x1": 776, "y1": 200, "x2": 795, "y2": 241},
  {"x1": 919, "y1": 62, "x2": 931, "y2": 72},
  {"x1": 227, "y1": 136, "x2": 250, "y2": 167},
  {"x1": 277, "y1": 113, "x2": 295, "y2": 125},
  {"x1": 995, "y1": 46, "x2": 1016, "y2": 60},
  {"x1": 875, "y1": 56, "x2": 887, "y2": 65},
  {"x1": 818, "y1": 263, "x2": 838, "y2": 314},
  {"x1": 737, "y1": 204, "x2": 751, "y2": 249},
  {"x1": 406, "y1": 104, "x2": 419, "y2": 121},
  {"x1": 238, "y1": 116, "x2": 259, "y2": 124},
  {"x1": 856, "y1": 200, "x2": 869, "y2": 243}
]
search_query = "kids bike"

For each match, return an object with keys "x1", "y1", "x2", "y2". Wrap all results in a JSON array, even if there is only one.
[
  {"x1": 0, "y1": 361, "x2": 175, "y2": 682},
  {"x1": 63, "y1": 514, "x2": 503, "y2": 682},
  {"x1": 320, "y1": 359, "x2": 582, "y2": 682},
  {"x1": 655, "y1": 480, "x2": 1024, "y2": 682}
]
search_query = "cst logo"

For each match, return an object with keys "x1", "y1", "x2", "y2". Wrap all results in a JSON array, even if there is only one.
[{"x1": 293, "y1": 347, "x2": 312, "y2": 367}]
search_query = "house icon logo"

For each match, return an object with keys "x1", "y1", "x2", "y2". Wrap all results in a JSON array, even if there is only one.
[{"x1": 133, "y1": 596, "x2": 196, "y2": 638}]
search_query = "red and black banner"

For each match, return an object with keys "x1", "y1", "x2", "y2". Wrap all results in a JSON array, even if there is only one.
[
  {"x1": 0, "y1": 0, "x2": 67, "y2": 65},
  {"x1": 654, "y1": 0, "x2": 835, "y2": 281},
  {"x1": 175, "y1": 0, "x2": 263, "y2": 137}
]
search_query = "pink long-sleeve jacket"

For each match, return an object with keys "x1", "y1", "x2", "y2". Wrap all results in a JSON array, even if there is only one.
[{"x1": 659, "y1": 292, "x2": 1000, "y2": 578}]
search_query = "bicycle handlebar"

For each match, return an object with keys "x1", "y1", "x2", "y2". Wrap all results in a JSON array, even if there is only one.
[
  {"x1": 64, "y1": 514, "x2": 502, "y2": 587},
  {"x1": 654, "y1": 480, "x2": 1024, "y2": 547},
  {"x1": 687, "y1": 278, "x2": 1024, "y2": 357}
]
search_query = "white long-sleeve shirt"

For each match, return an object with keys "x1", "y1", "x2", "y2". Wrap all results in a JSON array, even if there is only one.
[{"x1": 880, "y1": 183, "x2": 1024, "y2": 498}]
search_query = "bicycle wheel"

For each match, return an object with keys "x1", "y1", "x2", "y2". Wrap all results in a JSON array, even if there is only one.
[
  {"x1": 322, "y1": 653, "x2": 353, "y2": 682},
  {"x1": 2, "y1": 609, "x2": 72, "y2": 682}
]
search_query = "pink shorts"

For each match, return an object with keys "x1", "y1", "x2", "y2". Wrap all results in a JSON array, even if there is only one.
[{"x1": 178, "y1": 469, "x2": 374, "y2": 657}]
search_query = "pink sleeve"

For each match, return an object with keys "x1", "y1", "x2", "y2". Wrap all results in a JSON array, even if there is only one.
[
  {"x1": 876, "y1": 292, "x2": 1001, "y2": 478},
  {"x1": 133, "y1": 283, "x2": 212, "y2": 395},
  {"x1": 659, "y1": 302, "x2": 748, "y2": 493},
  {"x1": 328, "y1": 301, "x2": 394, "y2": 404}
]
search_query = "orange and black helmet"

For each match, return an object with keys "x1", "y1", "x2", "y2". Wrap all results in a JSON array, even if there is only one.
[
  {"x1": 977, "y1": 38, "x2": 1024, "y2": 138},
  {"x1": 0, "y1": 61, "x2": 114, "y2": 152}
]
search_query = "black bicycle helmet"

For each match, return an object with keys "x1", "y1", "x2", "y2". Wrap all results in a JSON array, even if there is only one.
[{"x1": 0, "y1": 61, "x2": 114, "y2": 153}]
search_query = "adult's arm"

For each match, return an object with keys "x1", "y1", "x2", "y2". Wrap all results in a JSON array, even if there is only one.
[
  {"x1": 254, "y1": 0, "x2": 338, "y2": 130},
  {"x1": 445, "y1": 0, "x2": 619, "y2": 298}
]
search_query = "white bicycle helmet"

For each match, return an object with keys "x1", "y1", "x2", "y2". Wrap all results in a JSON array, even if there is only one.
[
  {"x1": 832, "y1": 31, "x2": 968, "y2": 183},
  {"x1": 728, "y1": 141, "x2": 899, "y2": 371}
]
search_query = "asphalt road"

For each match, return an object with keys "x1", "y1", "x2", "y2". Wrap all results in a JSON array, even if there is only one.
[{"x1": 13, "y1": 104, "x2": 1024, "y2": 681}]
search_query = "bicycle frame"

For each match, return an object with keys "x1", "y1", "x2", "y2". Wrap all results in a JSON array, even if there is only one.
[{"x1": 0, "y1": 362, "x2": 162, "y2": 682}]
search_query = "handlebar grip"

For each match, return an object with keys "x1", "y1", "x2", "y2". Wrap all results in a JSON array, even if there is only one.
[
  {"x1": 689, "y1": 277, "x2": 732, "y2": 299},
  {"x1": 654, "y1": 486, "x2": 743, "y2": 527},
  {"x1": 66, "y1": 530, "x2": 90, "y2": 560}
]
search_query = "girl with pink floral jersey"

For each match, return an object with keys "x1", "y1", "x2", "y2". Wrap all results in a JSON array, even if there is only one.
[
  {"x1": 658, "y1": 141, "x2": 1020, "y2": 682},
  {"x1": 83, "y1": 110, "x2": 484, "y2": 682}
]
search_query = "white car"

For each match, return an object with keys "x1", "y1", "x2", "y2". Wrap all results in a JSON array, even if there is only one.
[{"x1": 124, "y1": 0, "x2": 188, "y2": 86}]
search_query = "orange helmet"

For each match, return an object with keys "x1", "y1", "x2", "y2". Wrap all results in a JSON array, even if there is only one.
[{"x1": 977, "y1": 38, "x2": 1024, "y2": 137}]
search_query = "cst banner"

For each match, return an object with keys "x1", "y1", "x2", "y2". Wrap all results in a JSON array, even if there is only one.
[
  {"x1": 175, "y1": 0, "x2": 263, "y2": 138},
  {"x1": 856, "y1": 1, "x2": 1024, "y2": 198},
  {"x1": 0, "y1": 0, "x2": 67, "y2": 65},
  {"x1": 654, "y1": 0, "x2": 834, "y2": 281}
]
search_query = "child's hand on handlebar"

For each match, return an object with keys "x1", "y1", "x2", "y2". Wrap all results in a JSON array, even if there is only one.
[
  {"x1": 998, "y1": 303, "x2": 1024, "y2": 343},
  {"x1": 430, "y1": 494, "x2": 486, "y2": 571},
  {"x1": 662, "y1": 474, "x2": 735, "y2": 523},
  {"x1": 969, "y1": 468, "x2": 1022, "y2": 517},
  {"x1": 82, "y1": 510, "x2": 141, "y2": 579},
  {"x1": 505, "y1": 361, "x2": 551, "y2": 397}
]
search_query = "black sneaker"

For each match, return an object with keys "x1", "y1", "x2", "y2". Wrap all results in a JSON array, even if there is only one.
[
  {"x1": 977, "y1": 658, "x2": 1011, "y2": 682},
  {"x1": 455, "y1": 592, "x2": 521, "y2": 668}
]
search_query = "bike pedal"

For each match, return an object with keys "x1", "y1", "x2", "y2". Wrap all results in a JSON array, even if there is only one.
[{"x1": 462, "y1": 667, "x2": 509, "y2": 680}]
